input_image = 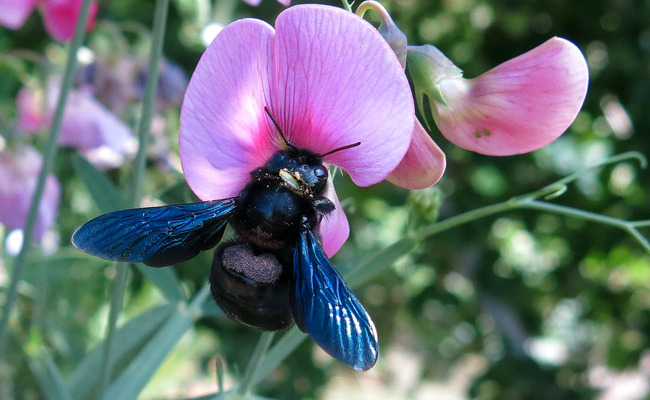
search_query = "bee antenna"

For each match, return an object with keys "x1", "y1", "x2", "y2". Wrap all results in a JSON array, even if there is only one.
[
  {"x1": 264, "y1": 106, "x2": 297, "y2": 150},
  {"x1": 317, "y1": 141, "x2": 361, "y2": 157}
]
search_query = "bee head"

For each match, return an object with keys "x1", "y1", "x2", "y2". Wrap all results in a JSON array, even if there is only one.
[
  {"x1": 267, "y1": 148, "x2": 329, "y2": 195},
  {"x1": 263, "y1": 106, "x2": 359, "y2": 196}
]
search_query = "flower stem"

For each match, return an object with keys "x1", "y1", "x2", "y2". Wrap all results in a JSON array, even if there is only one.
[
  {"x1": 130, "y1": 0, "x2": 169, "y2": 206},
  {"x1": 96, "y1": 263, "x2": 129, "y2": 398},
  {"x1": 415, "y1": 199, "x2": 519, "y2": 239},
  {"x1": 355, "y1": 1, "x2": 390, "y2": 19},
  {"x1": 96, "y1": 0, "x2": 170, "y2": 397},
  {"x1": 0, "y1": 0, "x2": 94, "y2": 363},
  {"x1": 238, "y1": 331, "x2": 275, "y2": 395},
  {"x1": 520, "y1": 151, "x2": 647, "y2": 201},
  {"x1": 520, "y1": 199, "x2": 650, "y2": 254}
]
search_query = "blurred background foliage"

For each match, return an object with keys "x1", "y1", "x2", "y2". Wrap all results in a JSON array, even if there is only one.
[{"x1": 1, "y1": 0, "x2": 649, "y2": 399}]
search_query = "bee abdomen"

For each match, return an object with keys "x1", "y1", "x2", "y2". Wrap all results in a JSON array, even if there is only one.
[{"x1": 209, "y1": 240, "x2": 293, "y2": 331}]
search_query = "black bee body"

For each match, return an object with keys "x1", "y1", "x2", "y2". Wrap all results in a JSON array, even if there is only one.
[
  {"x1": 231, "y1": 148, "x2": 331, "y2": 251},
  {"x1": 212, "y1": 147, "x2": 333, "y2": 331},
  {"x1": 72, "y1": 122, "x2": 379, "y2": 371}
]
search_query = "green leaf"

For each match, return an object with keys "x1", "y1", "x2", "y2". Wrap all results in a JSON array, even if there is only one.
[
  {"x1": 135, "y1": 264, "x2": 186, "y2": 302},
  {"x1": 72, "y1": 154, "x2": 126, "y2": 212},
  {"x1": 202, "y1": 298, "x2": 226, "y2": 318},
  {"x1": 68, "y1": 303, "x2": 175, "y2": 400},
  {"x1": 182, "y1": 390, "x2": 279, "y2": 400},
  {"x1": 345, "y1": 237, "x2": 418, "y2": 289},
  {"x1": 28, "y1": 348, "x2": 74, "y2": 400},
  {"x1": 103, "y1": 285, "x2": 210, "y2": 400},
  {"x1": 251, "y1": 327, "x2": 305, "y2": 387}
]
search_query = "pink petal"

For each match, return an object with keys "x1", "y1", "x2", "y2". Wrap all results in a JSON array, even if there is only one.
[
  {"x1": 0, "y1": 146, "x2": 60, "y2": 241},
  {"x1": 272, "y1": 5, "x2": 414, "y2": 187},
  {"x1": 241, "y1": 0, "x2": 262, "y2": 5},
  {"x1": 180, "y1": 18, "x2": 277, "y2": 201},
  {"x1": 41, "y1": 0, "x2": 98, "y2": 42},
  {"x1": 276, "y1": 0, "x2": 290, "y2": 6},
  {"x1": 16, "y1": 87, "x2": 46, "y2": 136},
  {"x1": 387, "y1": 119, "x2": 446, "y2": 189},
  {"x1": 82, "y1": 55, "x2": 137, "y2": 116},
  {"x1": 57, "y1": 89, "x2": 134, "y2": 159},
  {"x1": 0, "y1": 0, "x2": 38, "y2": 29},
  {"x1": 319, "y1": 180, "x2": 349, "y2": 257},
  {"x1": 434, "y1": 37, "x2": 589, "y2": 155}
]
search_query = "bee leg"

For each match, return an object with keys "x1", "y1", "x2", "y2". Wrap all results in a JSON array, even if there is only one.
[{"x1": 312, "y1": 198, "x2": 334, "y2": 215}]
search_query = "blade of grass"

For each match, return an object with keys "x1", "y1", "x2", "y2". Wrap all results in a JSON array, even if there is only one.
[
  {"x1": 250, "y1": 327, "x2": 305, "y2": 388},
  {"x1": 104, "y1": 284, "x2": 210, "y2": 400},
  {"x1": 238, "y1": 332, "x2": 275, "y2": 395},
  {"x1": 28, "y1": 348, "x2": 74, "y2": 400},
  {"x1": 68, "y1": 303, "x2": 175, "y2": 400},
  {"x1": 0, "y1": 0, "x2": 95, "y2": 362},
  {"x1": 135, "y1": 265, "x2": 185, "y2": 302},
  {"x1": 97, "y1": 0, "x2": 171, "y2": 396},
  {"x1": 71, "y1": 154, "x2": 126, "y2": 211}
]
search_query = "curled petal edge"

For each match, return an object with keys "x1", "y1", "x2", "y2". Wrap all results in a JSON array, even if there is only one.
[{"x1": 387, "y1": 120, "x2": 446, "y2": 189}]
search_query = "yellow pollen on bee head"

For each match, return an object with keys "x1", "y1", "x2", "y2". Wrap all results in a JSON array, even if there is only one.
[{"x1": 279, "y1": 169, "x2": 301, "y2": 190}]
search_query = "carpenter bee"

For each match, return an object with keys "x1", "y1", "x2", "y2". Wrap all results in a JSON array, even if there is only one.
[{"x1": 72, "y1": 108, "x2": 378, "y2": 371}]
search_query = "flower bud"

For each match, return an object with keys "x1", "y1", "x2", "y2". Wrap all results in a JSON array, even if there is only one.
[
  {"x1": 406, "y1": 45, "x2": 463, "y2": 109},
  {"x1": 408, "y1": 38, "x2": 589, "y2": 156}
]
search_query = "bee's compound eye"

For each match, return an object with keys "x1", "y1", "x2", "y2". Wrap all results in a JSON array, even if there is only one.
[{"x1": 314, "y1": 165, "x2": 328, "y2": 180}]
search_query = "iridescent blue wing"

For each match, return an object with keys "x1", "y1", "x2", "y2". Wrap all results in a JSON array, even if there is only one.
[
  {"x1": 72, "y1": 199, "x2": 237, "y2": 267},
  {"x1": 291, "y1": 229, "x2": 379, "y2": 371}
]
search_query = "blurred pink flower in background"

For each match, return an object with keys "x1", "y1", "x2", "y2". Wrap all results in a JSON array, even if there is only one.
[
  {"x1": 0, "y1": 0, "x2": 98, "y2": 42},
  {"x1": 75, "y1": 55, "x2": 188, "y2": 114},
  {"x1": 15, "y1": 86, "x2": 45, "y2": 136},
  {"x1": 75, "y1": 55, "x2": 138, "y2": 116},
  {"x1": 180, "y1": 5, "x2": 415, "y2": 256},
  {"x1": 242, "y1": 0, "x2": 289, "y2": 7},
  {"x1": 408, "y1": 37, "x2": 589, "y2": 156},
  {"x1": 0, "y1": 145, "x2": 60, "y2": 242},
  {"x1": 72, "y1": 54, "x2": 188, "y2": 169},
  {"x1": 17, "y1": 82, "x2": 136, "y2": 169},
  {"x1": 135, "y1": 58, "x2": 188, "y2": 110}
]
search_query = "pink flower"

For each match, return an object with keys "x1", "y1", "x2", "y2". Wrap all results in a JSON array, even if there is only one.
[
  {"x1": 0, "y1": 0, "x2": 98, "y2": 42},
  {"x1": 409, "y1": 38, "x2": 589, "y2": 156},
  {"x1": 16, "y1": 86, "x2": 45, "y2": 136},
  {"x1": 76, "y1": 55, "x2": 138, "y2": 116},
  {"x1": 57, "y1": 88, "x2": 136, "y2": 169},
  {"x1": 17, "y1": 82, "x2": 136, "y2": 169},
  {"x1": 135, "y1": 58, "x2": 188, "y2": 110},
  {"x1": 180, "y1": 5, "x2": 415, "y2": 256},
  {"x1": 242, "y1": 0, "x2": 289, "y2": 7},
  {"x1": 0, "y1": 0, "x2": 38, "y2": 29},
  {"x1": 0, "y1": 145, "x2": 60, "y2": 242}
]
